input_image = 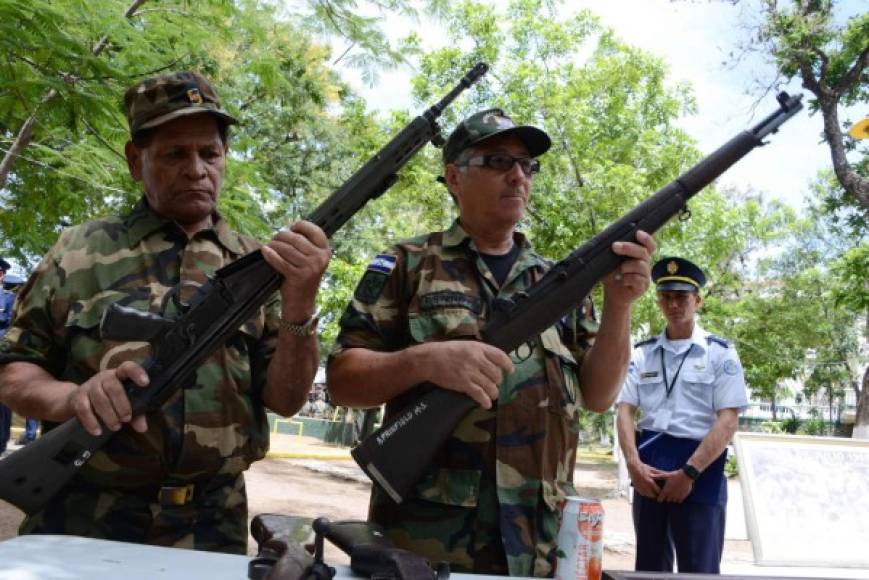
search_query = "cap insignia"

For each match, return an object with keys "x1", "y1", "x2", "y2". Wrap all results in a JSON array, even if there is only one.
[
  {"x1": 187, "y1": 88, "x2": 203, "y2": 105},
  {"x1": 667, "y1": 260, "x2": 678, "y2": 275},
  {"x1": 482, "y1": 111, "x2": 512, "y2": 129}
]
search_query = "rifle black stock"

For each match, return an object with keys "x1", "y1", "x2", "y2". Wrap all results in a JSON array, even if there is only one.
[
  {"x1": 0, "y1": 63, "x2": 488, "y2": 516},
  {"x1": 314, "y1": 518, "x2": 446, "y2": 579},
  {"x1": 352, "y1": 91, "x2": 804, "y2": 504}
]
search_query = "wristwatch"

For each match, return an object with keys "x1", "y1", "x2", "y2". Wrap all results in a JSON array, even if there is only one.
[
  {"x1": 278, "y1": 310, "x2": 319, "y2": 336},
  {"x1": 681, "y1": 463, "x2": 701, "y2": 481}
]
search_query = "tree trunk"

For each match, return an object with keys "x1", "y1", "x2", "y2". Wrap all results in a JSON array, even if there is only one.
[
  {"x1": 852, "y1": 365, "x2": 869, "y2": 439},
  {"x1": 817, "y1": 92, "x2": 869, "y2": 210},
  {"x1": 0, "y1": 0, "x2": 149, "y2": 190}
]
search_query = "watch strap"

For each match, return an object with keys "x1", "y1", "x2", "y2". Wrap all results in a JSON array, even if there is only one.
[
  {"x1": 682, "y1": 463, "x2": 701, "y2": 481},
  {"x1": 278, "y1": 310, "x2": 319, "y2": 336}
]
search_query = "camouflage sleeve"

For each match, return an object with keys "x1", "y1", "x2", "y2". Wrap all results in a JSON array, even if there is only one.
[
  {"x1": 0, "y1": 231, "x2": 72, "y2": 374},
  {"x1": 330, "y1": 247, "x2": 410, "y2": 358}
]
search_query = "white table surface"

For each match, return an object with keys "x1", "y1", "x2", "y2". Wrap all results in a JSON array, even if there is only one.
[{"x1": 0, "y1": 535, "x2": 525, "y2": 579}]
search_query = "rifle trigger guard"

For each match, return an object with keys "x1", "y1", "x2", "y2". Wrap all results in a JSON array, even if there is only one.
[{"x1": 678, "y1": 206, "x2": 692, "y2": 222}]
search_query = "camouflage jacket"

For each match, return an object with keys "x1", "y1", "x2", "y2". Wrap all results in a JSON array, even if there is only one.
[
  {"x1": 333, "y1": 220, "x2": 597, "y2": 577},
  {"x1": 0, "y1": 199, "x2": 278, "y2": 545}
]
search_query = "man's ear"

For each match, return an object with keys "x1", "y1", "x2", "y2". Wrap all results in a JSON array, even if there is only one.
[
  {"x1": 443, "y1": 164, "x2": 463, "y2": 207},
  {"x1": 125, "y1": 141, "x2": 143, "y2": 182}
]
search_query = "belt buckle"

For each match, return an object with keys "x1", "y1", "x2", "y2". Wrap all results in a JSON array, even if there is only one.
[{"x1": 158, "y1": 484, "x2": 194, "y2": 506}]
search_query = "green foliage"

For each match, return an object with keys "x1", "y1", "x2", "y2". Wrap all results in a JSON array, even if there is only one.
[
  {"x1": 800, "y1": 409, "x2": 828, "y2": 436},
  {"x1": 761, "y1": 1, "x2": 867, "y2": 107},
  {"x1": 760, "y1": 420, "x2": 784, "y2": 434},
  {"x1": 724, "y1": 454, "x2": 739, "y2": 478},
  {"x1": 577, "y1": 408, "x2": 614, "y2": 444},
  {"x1": 781, "y1": 415, "x2": 801, "y2": 434}
]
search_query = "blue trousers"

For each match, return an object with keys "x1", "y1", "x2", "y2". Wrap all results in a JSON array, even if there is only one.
[
  {"x1": 632, "y1": 480, "x2": 727, "y2": 573},
  {"x1": 0, "y1": 403, "x2": 10, "y2": 453}
]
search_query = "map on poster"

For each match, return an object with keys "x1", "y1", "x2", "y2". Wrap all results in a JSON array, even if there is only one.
[{"x1": 734, "y1": 432, "x2": 869, "y2": 567}]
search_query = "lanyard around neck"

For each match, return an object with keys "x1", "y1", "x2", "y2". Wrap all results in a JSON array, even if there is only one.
[{"x1": 660, "y1": 343, "x2": 695, "y2": 398}]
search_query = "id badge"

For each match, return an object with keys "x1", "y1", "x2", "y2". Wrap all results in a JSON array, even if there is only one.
[{"x1": 652, "y1": 409, "x2": 672, "y2": 431}]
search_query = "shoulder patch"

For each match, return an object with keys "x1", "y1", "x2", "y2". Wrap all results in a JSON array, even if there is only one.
[
  {"x1": 354, "y1": 253, "x2": 398, "y2": 304},
  {"x1": 367, "y1": 254, "x2": 397, "y2": 275},
  {"x1": 634, "y1": 337, "x2": 656, "y2": 348},
  {"x1": 354, "y1": 270, "x2": 390, "y2": 304},
  {"x1": 706, "y1": 335, "x2": 731, "y2": 348}
]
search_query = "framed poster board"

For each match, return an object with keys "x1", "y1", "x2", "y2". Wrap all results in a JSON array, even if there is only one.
[{"x1": 733, "y1": 432, "x2": 869, "y2": 567}]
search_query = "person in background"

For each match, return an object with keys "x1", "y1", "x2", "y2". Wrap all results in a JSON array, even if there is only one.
[
  {"x1": 616, "y1": 256, "x2": 748, "y2": 574},
  {"x1": 0, "y1": 258, "x2": 15, "y2": 456}
]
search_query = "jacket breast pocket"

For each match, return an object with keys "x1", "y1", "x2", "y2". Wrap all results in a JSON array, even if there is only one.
[
  {"x1": 681, "y1": 371, "x2": 715, "y2": 408},
  {"x1": 637, "y1": 374, "x2": 666, "y2": 412},
  {"x1": 408, "y1": 304, "x2": 482, "y2": 344}
]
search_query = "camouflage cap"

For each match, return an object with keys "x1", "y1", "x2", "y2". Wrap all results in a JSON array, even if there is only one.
[
  {"x1": 442, "y1": 108, "x2": 551, "y2": 164},
  {"x1": 124, "y1": 71, "x2": 237, "y2": 136}
]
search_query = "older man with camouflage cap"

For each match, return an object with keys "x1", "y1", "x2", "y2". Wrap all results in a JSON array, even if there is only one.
[
  {"x1": 328, "y1": 109, "x2": 655, "y2": 577},
  {"x1": 0, "y1": 71, "x2": 330, "y2": 553}
]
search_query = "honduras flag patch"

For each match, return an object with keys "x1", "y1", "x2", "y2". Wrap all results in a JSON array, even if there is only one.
[
  {"x1": 355, "y1": 254, "x2": 397, "y2": 304},
  {"x1": 367, "y1": 254, "x2": 397, "y2": 274}
]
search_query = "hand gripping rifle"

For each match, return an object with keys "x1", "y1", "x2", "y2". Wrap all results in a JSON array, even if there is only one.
[
  {"x1": 248, "y1": 514, "x2": 448, "y2": 580},
  {"x1": 351, "y1": 91, "x2": 804, "y2": 504},
  {"x1": 0, "y1": 63, "x2": 489, "y2": 515}
]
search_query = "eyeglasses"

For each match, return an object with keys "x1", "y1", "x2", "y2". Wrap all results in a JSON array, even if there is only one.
[{"x1": 455, "y1": 154, "x2": 541, "y2": 176}]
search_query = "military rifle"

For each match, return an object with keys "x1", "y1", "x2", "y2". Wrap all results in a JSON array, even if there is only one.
[
  {"x1": 0, "y1": 63, "x2": 489, "y2": 515},
  {"x1": 249, "y1": 514, "x2": 448, "y2": 580},
  {"x1": 352, "y1": 91, "x2": 804, "y2": 504}
]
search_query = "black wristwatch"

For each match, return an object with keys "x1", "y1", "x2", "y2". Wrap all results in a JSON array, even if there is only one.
[{"x1": 681, "y1": 463, "x2": 701, "y2": 481}]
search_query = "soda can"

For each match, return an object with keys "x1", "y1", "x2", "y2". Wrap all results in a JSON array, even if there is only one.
[{"x1": 554, "y1": 496, "x2": 604, "y2": 580}]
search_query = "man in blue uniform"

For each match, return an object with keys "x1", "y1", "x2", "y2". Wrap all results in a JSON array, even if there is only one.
[
  {"x1": 0, "y1": 258, "x2": 16, "y2": 455},
  {"x1": 616, "y1": 256, "x2": 748, "y2": 573}
]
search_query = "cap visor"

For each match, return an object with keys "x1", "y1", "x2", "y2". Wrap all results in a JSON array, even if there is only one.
[
  {"x1": 136, "y1": 107, "x2": 238, "y2": 133},
  {"x1": 657, "y1": 281, "x2": 698, "y2": 292}
]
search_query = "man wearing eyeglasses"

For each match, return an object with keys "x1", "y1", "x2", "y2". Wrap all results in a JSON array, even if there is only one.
[{"x1": 328, "y1": 109, "x2": 655, "y2": 577}]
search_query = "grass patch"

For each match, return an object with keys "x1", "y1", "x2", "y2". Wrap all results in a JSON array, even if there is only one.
[{"x1": 578, "y1": 445, "x2": 615, "y2": 463}]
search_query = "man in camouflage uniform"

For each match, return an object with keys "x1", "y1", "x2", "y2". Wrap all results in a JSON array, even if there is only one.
[
  {"x1": 0, "y1": 71, "x2": 330, "y2": 553},
  {"x1": 327, "y1": 109, "x2": 655, "y2": 577}
]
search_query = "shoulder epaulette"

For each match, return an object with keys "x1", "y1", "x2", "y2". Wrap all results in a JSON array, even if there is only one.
[
  {"x1": 634, "y1": 337, "x2": 656, "y2": 348},
  {"x1": 706, "y1": 335, "x2": 731, "y2": 348}
]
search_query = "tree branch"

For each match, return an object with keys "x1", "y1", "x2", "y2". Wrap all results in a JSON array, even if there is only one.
[
  {"x1": 831, "y1": 45, "x2": 868, "y2": 95},
  {"x1": 0, "y1": 0, "x2": 149, "y2": 190}
]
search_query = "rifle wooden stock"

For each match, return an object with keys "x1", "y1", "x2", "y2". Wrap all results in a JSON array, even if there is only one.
[
  {"x1": 0, "y1": 63, "x2": 489, "y2": 516},
  {"x1": 352, "y1": 91, "x2": 804, "y2": 504}
]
